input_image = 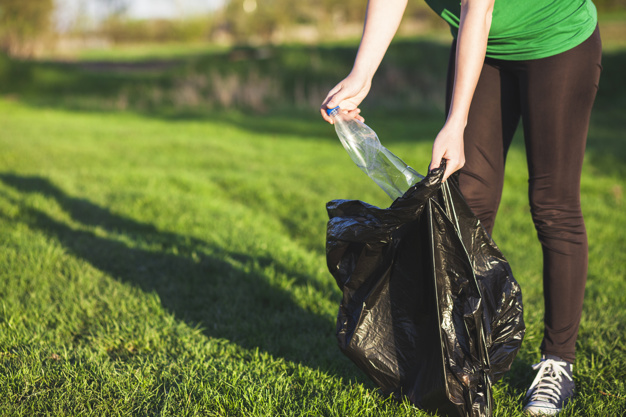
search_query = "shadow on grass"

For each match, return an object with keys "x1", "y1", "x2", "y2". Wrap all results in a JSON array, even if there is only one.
[
  {"x1": 2, "y1": 171, "x2": 550, "y2": 417},
  {"x1": 0, "y1": 173, "x2": 363, "y2": 381}
]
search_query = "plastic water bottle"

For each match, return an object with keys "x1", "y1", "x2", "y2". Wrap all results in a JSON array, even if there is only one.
[{"x1": 327, "y1": 106, "x2": 424, "y2": 200}]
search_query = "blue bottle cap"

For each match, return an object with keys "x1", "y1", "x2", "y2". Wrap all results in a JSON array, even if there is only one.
[{"x1": 326, "y1": 106, "x2": 340, "y2": 116}]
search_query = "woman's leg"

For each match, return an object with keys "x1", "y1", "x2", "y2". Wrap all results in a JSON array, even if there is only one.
[
  {"x1": 518, "y1": 27, "x2": 602, "y2": 363},
  {"x1": 445, "y1": 43, "x2": 521, "y2": 235},
  {"x1": 447, "y1": 26, "x2": 601, "y2": 361}
]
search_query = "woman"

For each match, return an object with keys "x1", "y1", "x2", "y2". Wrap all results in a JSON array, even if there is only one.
[{"x1": 320, "y1": 0, "x2": 602, "y2": 415}]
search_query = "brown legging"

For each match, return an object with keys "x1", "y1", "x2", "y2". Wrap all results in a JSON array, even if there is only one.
[{"x1": 445, "y1": 26, "x2": 602, "y2": 363}]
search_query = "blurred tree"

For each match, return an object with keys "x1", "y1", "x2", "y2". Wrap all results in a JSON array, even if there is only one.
[
  {"x1": 219, "y1": 0, "x2": 440, "y2": 44},
  {"x1": 0, "y1": 0, "x2": 55, "y2": 57},
  {"x1": 220, "y1": 0, "x2": 364, "y2": 43}
]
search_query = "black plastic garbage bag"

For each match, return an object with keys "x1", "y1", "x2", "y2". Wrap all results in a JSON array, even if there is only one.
[{"x1": 326, "y1": 164, "x2": 525, "y2": 417}]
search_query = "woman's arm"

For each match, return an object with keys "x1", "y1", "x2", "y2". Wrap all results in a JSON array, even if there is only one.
[
  {"x1": 430, "y1": 0, "x2": 494, "y2": 180},
  {"x1": 320, "y1": 0, "x2": 408, "y2": 123}
]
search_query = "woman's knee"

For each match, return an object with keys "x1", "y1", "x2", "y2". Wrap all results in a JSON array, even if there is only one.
[{"x1": 528, "y1": 193, "x2": 586, "y2": 246}]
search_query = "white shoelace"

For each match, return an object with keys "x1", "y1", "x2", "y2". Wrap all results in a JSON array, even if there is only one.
[{"x1": 525, "y1": 359, "x2": 573, "y2": 404}]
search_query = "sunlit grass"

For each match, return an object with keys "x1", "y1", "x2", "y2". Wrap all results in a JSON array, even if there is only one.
[
  {"x1": 1, "y1": 16, "x2": 625, "y2": 414},
  {"x1": 0, "y1": 92, "x2": 624, "y2": 416}
]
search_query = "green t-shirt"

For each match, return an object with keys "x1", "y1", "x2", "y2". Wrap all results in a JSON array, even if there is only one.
[{"x1": 424, "y1": 0, "x2": 598, "y2": 60}]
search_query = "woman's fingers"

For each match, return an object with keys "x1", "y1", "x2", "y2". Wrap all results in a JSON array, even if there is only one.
[
  {"x1": 430, "y1": 154, "x2": 442, "y2": 170},
  {"x1": 321, "y1": 75, "x2": 371, "y2": 124},
  {"x1": 320, "y1": 107, "x2": 334, "y2": 123},
  {"x1": 429, "y1": 157, "x2": 461, "y2": 182},
  {"x1": 346, "y1": 108, "x2": 364, "y2": 122},
  {"x1": 320, "y1": 84, "x2": 343, "y2": 123},
  {"x1": 442, "y1": 159, "x2": 460, "y2": 182},
  {"x1": 320, "y1": 105, "x2": 364, "y2": 124},
  {"x1": 429, "y1": 128, "x2": 465, "y2": 182}
]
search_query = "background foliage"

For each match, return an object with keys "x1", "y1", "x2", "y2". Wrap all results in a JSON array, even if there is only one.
[
  {"x1": 0, "y1": 0, "x2": 54, "y2": 57},
  {"x1": 1, "y1": 0, "x2": 624, "y2": 56}
]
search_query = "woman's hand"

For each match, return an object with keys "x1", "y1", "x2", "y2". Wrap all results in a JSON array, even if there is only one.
[
  {"x1": 430, "y1": 121, "x2": 466, "y2": 181},
  {"x1": 320, "y1": 0, "x2": 408, "y2": 124},
  {"x1": 320, "y1": 73, "x2": 371, "y2": 124}
]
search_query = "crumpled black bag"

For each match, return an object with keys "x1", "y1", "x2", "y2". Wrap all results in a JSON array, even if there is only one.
[{"x1": 326, "y1": 164, "x2": 525, "y2": 417}]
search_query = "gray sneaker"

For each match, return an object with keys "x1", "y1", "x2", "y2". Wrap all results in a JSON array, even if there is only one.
[{"x1": 523, "y1": 355, "x2": 575, "y2": 416}]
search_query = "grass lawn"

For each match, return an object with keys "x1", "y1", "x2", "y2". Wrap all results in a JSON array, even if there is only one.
[{"x1": 1, "y1": 24, "x2": 625, "y2": 416}]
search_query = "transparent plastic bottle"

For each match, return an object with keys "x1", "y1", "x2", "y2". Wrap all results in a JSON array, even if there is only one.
[{"x1": 327, "y1": 106, "x2": 424, "y2": 200}]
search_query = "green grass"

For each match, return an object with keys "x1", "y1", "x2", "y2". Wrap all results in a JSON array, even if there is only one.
[
  {"x1": 57, "y1": 42, "x2": 232, "y2": 62},
  {"x1": 1, "y1": 26, "x2": 626, "y2": 415}
]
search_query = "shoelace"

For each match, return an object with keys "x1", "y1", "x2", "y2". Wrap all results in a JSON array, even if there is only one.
[{"x1": 525, "y1": 359, "x2": 573, "y2": 404}]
